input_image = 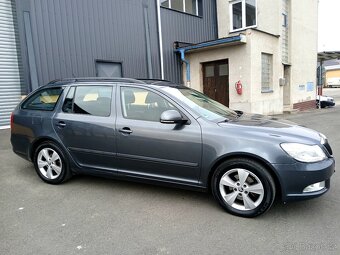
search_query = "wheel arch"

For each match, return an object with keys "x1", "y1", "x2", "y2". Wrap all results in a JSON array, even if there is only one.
[
  {"x1": 207, "y1": 153, "x2": 282, "y2": 200},
  {"x1": 29, "y1": 136, "x2": 68, "y2": 161}
]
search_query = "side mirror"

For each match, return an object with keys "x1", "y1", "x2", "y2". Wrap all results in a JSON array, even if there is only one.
[{"x1": 160, "y1": 110, "x2": 187, "y2": 124}]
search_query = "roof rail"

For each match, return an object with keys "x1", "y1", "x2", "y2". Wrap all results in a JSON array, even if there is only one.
[
  {"x1": 47, "y1": 77, "x2": 145, "y2": 85},
  {"x1": 72, "y1": 77, "x2": 144, "y2": 83}
]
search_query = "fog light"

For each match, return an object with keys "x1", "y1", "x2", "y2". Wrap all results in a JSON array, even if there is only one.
[{"x1": 303, "y1": 181, "x2": 326, "y2": 193}]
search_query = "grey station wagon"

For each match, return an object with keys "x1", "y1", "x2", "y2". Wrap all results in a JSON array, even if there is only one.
[{"x1": 11, "y1": 78, "x2": 335, "y2": 217}]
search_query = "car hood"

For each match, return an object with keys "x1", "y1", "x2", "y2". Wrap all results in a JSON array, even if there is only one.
[{"x1": 218, "y1": 113, "x2": 321, "y2": 144}]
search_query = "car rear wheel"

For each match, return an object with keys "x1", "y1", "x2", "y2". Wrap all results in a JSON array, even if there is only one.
[
  {"x1": 33, "y1": 142, "x2": 71, "y2": 184},
  {"x1": 211, "y1": 158, "x2": 276, "y2": 218}
]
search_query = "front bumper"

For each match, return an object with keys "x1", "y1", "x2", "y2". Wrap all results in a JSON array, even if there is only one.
[{"x1": 272, "y1": 158, "x2": 335, "y2": 202}]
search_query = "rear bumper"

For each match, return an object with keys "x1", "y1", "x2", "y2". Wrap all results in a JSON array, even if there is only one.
[{"x1": 273, "y1": 158, "x2": 335, "y2": 202}]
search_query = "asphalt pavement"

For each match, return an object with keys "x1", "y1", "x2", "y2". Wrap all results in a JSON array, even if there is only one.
[{"x1": 1, "y1": 106, "x2": 339, "y2": 255}]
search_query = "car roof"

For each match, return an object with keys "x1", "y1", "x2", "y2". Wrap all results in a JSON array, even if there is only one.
[{"x1": 46, "y1": 77, "x2": 184, "y2": 88}]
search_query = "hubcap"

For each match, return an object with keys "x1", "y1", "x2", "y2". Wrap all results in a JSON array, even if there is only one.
[
  {"x1": 219, "y1": 168, "x2": 264, "y2": 211},
  {"x1": 37, "y1": 148, "x2": 62, "y2": 180}
]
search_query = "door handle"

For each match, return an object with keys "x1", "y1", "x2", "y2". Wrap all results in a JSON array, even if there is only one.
[
  {"x1": 119, "y1": 127, "x2": 133, "y2": 134},
  {"x1": 56, "y1": 121, "x2": 66, "y2": 128}
]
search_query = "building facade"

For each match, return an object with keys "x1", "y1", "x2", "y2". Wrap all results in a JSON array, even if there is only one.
[
  {"x1": 0, "y1": 0, "x2": 217, "y2": 127},
  {"x1": 325, "y1": 65, "x2": 340, "y2": 87},
  {"x1": 0, "y1": 0, "x2": 319, "y2": 127},
  {"x1": 0, "y1": 0, "x2": 24, "y2": 127},
  {"x1": 178, "y1": 0, "x2": 318, "y2": 114}
]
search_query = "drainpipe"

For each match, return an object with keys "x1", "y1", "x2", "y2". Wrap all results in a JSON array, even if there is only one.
[
  {"x1": 156, "y1": 0, "x2": 165, "y2": 80},
  {"x1": 178, "y1": 48, "x2": 191, "y2": 87}
]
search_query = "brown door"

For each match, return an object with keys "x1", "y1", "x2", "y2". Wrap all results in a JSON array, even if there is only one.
[{"x1": 203, "y1": 60, "x2": 229, "y2": 106}]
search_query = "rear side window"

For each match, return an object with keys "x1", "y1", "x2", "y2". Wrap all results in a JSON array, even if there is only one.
[
  {"x1": 22, "y1": 87, "x2": 63, "y2": 111},
  {"x1": 62, "y1": 86, "x2": 113, "y2": 117}
]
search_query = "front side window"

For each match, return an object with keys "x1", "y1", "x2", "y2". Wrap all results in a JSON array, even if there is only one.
[
  {"x1": 230, "y1": 0, "x2": 257, "y2": 31},
  {"x1": 121, "y1": 87, "x2": 176, "y2": 122},
  {"x1": 161, "y1": 0, "x2": 200, "y2": 16},
  {"x1": 261, "y1": 53, "x2": 273, "y2": 92},
  {"x1": 22, "y1": 87, "x2": 63, "y2": 111},
  {"x1": 62, "y1": 86, "x2": 113, "y2": 117}
]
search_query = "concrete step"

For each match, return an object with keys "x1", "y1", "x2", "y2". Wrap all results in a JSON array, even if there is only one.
[{"x1": 283, "y1": 105, "x2": 299, "y2": 114}]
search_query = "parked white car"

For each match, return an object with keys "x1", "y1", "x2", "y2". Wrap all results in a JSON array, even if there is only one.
[{"x1": 317, "y1": 95, "x2": 335, "y2": 108}]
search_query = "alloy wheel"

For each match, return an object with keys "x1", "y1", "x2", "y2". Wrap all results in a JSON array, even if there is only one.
[
  {"x1": 37, "y1": 148, "x2": 63, "y2": 180},
  {"x1": 219, "y1": 168, "x2": 264, "y2": 211}
]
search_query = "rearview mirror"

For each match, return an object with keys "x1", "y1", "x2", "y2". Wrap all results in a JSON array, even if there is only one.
[{"x1": 160, "y1": 110, "x2": 187, "y2": 124}]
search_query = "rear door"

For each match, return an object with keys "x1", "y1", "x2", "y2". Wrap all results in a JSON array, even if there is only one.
[
  {"x1": 53, "y1": 84, "x2": 116, "y2": 171},
  {"x1": 115, "y1": 85, "x2": 202, "y2": 185}
]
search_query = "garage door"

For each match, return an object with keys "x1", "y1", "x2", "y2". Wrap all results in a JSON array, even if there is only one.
[{"x1": 0, "y1": 0, "x2": 23, "y2": 128}]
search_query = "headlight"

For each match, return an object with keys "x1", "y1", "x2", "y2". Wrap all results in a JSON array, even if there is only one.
[
  {"x1": 319, "y1": 133, "x2": 327, "y2": 144},
  {"x1": 281, "y1": 143, "x2": 327, "y2": 163}
]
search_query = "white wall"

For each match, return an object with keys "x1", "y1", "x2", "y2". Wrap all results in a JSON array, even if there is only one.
[
  {"x1": 216, "y1": 0, "x2": 280, "y2": 38},
  {"x1": 184, "y1": 0, "x2": 318, "y2": 114},
  {"x1": 183, "y1": 30, "x2": 283, "y2": 115},
  {"x1": 183, "y1": 41, "x2": 253, "y2": 113},
  {"x1": 249, "y1": 30, "x2": 283, "y2": 114},
  {"x1": 290, "y1": 0, "x2": 318, "y2": 104}
]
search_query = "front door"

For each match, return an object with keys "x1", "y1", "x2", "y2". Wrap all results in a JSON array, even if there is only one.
[
  {"x1": 115, "y1": 85, "x2": 202, "y2": 185},
  {"x1": 203, "y1": 60, "x2": 229, "y2": 106}
]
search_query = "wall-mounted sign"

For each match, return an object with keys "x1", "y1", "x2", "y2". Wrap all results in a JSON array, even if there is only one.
[
  {"x1": 299, "y1": 84, "x2": 305, "y2": 91},
  {"x1": 307, "y1": 82, "x2": 314, "y2": 91}
]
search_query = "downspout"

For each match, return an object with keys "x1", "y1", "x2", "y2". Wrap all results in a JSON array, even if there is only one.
[
  {"x1": 156, "y1": 0, "x2": 165, "y2": 79},
  {"x1": 178, "y1": 48, "x2": 191, "y2": 87}
]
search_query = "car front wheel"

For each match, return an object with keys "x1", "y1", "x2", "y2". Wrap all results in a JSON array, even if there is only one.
[
  {"x1": 33, "y1": 142, "x2": 71, "y2": 184},
  {"x1": 211, "y1": 158, "x2": 276, "y2": 218}
]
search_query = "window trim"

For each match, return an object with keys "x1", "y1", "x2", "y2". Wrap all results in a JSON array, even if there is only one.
[
  {"x1": 229, "y1": 0, "x2": 257, "y2": 33},
  {"x1": 160, "y1": 0, "x2": 200, "y2": 16},
  {"x1": 21, "y1": 87, "x2": 64, "y2": 111}
]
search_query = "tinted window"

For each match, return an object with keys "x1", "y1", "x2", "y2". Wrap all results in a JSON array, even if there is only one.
[
  {"x1": 22, "y1": 88, "x2": 63, "y2": 111},
  {"x1": 62, "y1": 86, "x2": 112, "y2": 117},
  {"x1": 121, "y1": 87, "x2": 176, "y2": 122}
]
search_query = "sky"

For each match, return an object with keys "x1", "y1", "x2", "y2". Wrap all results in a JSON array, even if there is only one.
[{"x1": 318, "y1": 0, "x2": 340, "y2": 51}]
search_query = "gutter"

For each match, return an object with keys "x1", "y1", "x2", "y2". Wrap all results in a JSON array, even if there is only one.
[{"x1": 175, "y1": 35, "x2": 246, "y2": 87}]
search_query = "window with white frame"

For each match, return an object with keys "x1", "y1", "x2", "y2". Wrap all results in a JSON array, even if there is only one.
[
  {"x1": 261, "y1": 53, "x2": 273, "y2": 92},
  {"x1": 160, "y1": 0, "x2": 200, "y2": 16},
  {"x1": 230, "y1": 0, "x2": 257, "y2": 31}
]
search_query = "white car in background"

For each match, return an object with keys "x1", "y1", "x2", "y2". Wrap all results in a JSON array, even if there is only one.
[{"x1": 317, "y1": 95, "x2": 335, "y2": 108}]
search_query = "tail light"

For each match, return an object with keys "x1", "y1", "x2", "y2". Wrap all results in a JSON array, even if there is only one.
[{"x1": 10, "y1": 112, "x2": 14, "y2": 130}]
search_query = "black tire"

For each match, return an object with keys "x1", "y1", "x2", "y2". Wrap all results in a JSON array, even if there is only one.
[
  {"x1": 211, "y1": 158, "x2": 276, "y2": 218},
  {"x1": 33, "y1": 141, "x2": 72, "y2": 184}
]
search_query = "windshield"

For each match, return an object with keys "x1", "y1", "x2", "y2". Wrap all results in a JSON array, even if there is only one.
[{"x1": 162, "y1": 87, "x2": 238, "y2": 121}]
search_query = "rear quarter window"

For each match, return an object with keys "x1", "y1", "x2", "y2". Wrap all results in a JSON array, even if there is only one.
[{"x1": 22, "y1": 87, "x2": 63, "y2": 111}]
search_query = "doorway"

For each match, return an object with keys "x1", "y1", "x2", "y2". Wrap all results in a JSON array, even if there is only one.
[{"x1": 202, "y1": 60, "x2": 229, "y2": 106}]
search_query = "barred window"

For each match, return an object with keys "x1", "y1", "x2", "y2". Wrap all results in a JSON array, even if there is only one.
[{"x1": 261, "y1": 53, "x2": 273, "y2": 92}]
